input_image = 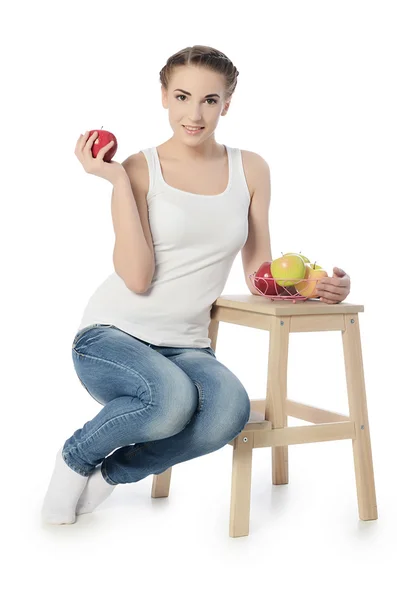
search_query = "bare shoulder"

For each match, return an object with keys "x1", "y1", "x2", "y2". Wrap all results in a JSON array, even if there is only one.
[
  {"x1": 240, "y1": 150, "x2": 270, "y2": 199},
  {"x1": 241, "y1": 149, "x2": 270, "y2": 174},
  {"x1": 121, "y1": 151, "x2": 149, "y2": 197}
]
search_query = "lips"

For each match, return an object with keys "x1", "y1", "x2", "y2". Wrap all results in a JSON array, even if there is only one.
[{"x1": 183, "y1": 126, "x2": 205, "y2": 130}]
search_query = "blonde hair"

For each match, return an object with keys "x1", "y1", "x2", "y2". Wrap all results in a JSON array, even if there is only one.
[{"x1": 159, "y1": 45, "x2": 239, "y2": 99}]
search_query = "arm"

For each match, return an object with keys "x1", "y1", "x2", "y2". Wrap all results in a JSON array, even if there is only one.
[
  {"x1": 241, "y1": 153, "x2": 272, "y2": 295},
  {"x1": 111, "y1": 155, "x2": 155, "y2": 293}
]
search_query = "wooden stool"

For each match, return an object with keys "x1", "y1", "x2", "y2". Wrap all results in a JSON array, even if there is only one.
[{"x1": 151, "y1": 295, "x2": 378, "y2": 538}]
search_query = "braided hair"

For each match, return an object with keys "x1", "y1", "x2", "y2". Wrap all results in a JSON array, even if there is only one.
[{"x1": 159, "y1": 45, "x2": 239, "y2": 99}]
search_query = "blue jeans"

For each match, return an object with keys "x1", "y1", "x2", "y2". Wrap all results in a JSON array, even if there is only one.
[{"x1": 63, "y1": 324, "x2": 251, "y2": 485}]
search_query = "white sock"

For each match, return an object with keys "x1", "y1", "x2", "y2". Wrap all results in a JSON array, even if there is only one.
[
  {"x1": 76, "y1": 464, "x2": 116, "y2": 515},
  {"x1": 41, "y1": 448, "x2": 89, "y2": 525}
]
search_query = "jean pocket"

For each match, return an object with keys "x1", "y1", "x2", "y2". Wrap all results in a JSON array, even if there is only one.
[{"x1": 72, "y1": 323, "x2": 114, "y2": 350}]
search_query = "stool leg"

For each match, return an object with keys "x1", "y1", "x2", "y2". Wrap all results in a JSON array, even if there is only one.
[
  {"x1": 265, "y1": 316, "x2": 290, "y2": 485},
  {"x1": 151, "y1": 468, "x2": 172, "y2": 498},
  {"x1": 229, "y1": 432, "x2": 254, "y2": 537},
  {"x1": 342, "y1": 314, "x2": 378, "y2": 520},
  {"x1": 208, "y1": 316, "x2": 219, "y2": 352}
]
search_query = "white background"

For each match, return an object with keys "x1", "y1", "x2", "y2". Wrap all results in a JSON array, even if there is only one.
[{"x1": 2, "y1": 0, "x2": 396, "y2": 598}]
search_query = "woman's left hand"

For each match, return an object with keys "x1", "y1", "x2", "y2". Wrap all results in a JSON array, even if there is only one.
[{"x1": 315, "y1": 266, "x2": 351, "y2": 304}]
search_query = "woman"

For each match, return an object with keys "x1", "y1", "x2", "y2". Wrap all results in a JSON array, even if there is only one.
[{"x1": 42, "y1": 45, "x2": 351, "y2": 525}]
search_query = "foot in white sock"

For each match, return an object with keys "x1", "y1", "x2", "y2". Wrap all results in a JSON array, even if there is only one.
[
  {"x1": 41, "y1": 448, "x2": 89, "y2": 525},
  {"x1": 76, "y1": 464, "x2": 116, "y2": 515}
]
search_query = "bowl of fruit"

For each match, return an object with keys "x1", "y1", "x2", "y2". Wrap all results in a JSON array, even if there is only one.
[{"x1": 249, "y1": 252, "x2": 328, "y2": 303}]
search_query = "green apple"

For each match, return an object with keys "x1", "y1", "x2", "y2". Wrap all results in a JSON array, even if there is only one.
[
  {"x1": 283, "y1": 252, "x2": 311, "y2": 263},
  {"x1": 270, "y1": 254, "x2": 306, "y2": 286}
]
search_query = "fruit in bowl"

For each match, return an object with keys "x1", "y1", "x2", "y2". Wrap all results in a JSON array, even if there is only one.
[
  {"x1": 253, "y1": 261, "x2": 283, "y2": 295},
  {"x1": 89, "y1": 128, "x2": 118, "y2": 162},
  {"x1": 279, "y1": 285, "x2": 297, "y2": 296},
  {"x1": 283, "y1": 252, "x2": 311, "y2": 263},
  {"x1": 295, "y1": 262, "x2": 328, "y2": 298},
  {"x1": 252, "y1": 252, "x2": 329, "y2": 301},
  {"x1": 270, "y1": 253, "x2": 307, "y2": 287}
]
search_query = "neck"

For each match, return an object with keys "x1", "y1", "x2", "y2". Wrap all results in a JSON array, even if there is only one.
[{"x1": 163, "y1": 134, "x2": 224, "y2": 161}]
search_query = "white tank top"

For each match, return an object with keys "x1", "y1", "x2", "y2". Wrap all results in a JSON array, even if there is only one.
[{"x1": 77, "y1": 145, "x2": 251, "y2": 348}]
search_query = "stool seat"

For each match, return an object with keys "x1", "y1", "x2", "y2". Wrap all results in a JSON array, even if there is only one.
[
  {"x1": 151, "y1": 294, "x2": 377, "y2": 538},
  {"x1": 212, "y1": 294, "x2": 363, "y2": 315}
]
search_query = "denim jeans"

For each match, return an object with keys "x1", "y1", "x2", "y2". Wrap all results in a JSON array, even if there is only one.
[{"x1": 63, "y1": 324, "x2": 251, "y2": 485}]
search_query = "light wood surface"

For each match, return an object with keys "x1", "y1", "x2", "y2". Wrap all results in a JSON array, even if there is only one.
[{"x1": 151, "y1": 295, "x2": 377, "y2": 538}]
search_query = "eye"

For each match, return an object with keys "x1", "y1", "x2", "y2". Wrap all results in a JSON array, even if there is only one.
[{"x1": 175, "y1": 95, "x2": 217, "y2": 105}]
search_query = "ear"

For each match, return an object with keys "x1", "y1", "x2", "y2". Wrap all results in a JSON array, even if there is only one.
[
  {"x1": 221, "y1": 98, "x2": 232, "y2": 116},
  {"x1": 161, "y1": 85, "x2": 168, "y2": 109}
]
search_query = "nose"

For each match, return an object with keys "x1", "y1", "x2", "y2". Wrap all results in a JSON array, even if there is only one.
[{"x1": 188, "y1": 104, "x2": 203, "y2": 122}]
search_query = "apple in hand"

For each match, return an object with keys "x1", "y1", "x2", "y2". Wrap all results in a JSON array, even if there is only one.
[
  {"x1": 270, "y1": 253, "x2": 306, "y2": 287},
  {"x1": 295, "y1": 262, "x2": 328, "y2": 298},
  {"x1": 89, "y1": 128, "x2": 118, "y2": 162},
  {"x1": 252, "y1": 261, "x2": 283, "y2": 295}
]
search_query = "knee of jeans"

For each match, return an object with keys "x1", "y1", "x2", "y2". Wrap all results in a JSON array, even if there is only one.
[
  {"x1": 212, "y1": 385, "x2": 251, "y2": 444},
  {"x1": 230, "y1": 388, "x2": 251, "y2": 431},
  {"x1": 149, "y1": 384, "x2": 198, "y2": 439}
]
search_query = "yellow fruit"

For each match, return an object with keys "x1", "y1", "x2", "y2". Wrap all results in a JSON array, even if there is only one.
[
  {"x1": 270, "y1": 254, "x2": 306, "y2": 287},
  {"x1": 295, "y1": 263, "x2": 328, "y2": 298},
  {"x1": 283, "y1": 252, "x2": 311, "y2": 263}
]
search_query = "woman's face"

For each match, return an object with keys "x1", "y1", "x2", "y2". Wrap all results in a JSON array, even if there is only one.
[{"x1": 161, "y1": 65, "x2": 230, "y2": 144}]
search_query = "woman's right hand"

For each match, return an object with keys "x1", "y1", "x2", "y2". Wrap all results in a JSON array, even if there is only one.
[{"x1": 75, "y1": 131, "x2": 126, "y2": 184}]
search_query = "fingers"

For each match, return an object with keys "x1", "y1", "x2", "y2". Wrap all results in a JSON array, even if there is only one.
[
  {"x1": 318, "y1": 284, "x2": 345, "y2": 303},
  {"x1": 75, "y1": 131, "x2": 114, "y2": 171},
  {"x1": 319, "y1": 291, "x2": 341, "y2": 302},
  {"x1": 77, "y1": 131, "x2": 113, "y2": 156},
  {"x1": 317, "y1": 279, "x2": 347, "y2": 295},
  {"x1": 75, "y1": 130, "x2": 92, "y2": 155},
  {"x1": 320, "y1": 278, "x2": 344, "y2": 289},
  {"x1": 320, "y1": 297, "x2": 339, "y2": 304},
  {"x1": 97, "y1": 139, "x2": 114, "y2": 160},
  {"x1": 316, "y1": 285, "x2": 341, "y2": 297},
  {"x1": 83, "y1": 131, "x2": 98, "y2": 155}
]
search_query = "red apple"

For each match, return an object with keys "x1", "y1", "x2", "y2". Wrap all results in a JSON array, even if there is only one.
[
  {"x1": 253, "y1": 261, "x2": 283, "y2": 295},
  {"x1": 89, "y1": 128, "x2": 118, "y2": 162}
]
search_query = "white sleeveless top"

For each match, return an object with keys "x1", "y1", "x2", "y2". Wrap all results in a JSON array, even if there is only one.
[{"x1": 77, "y1": 145, "x2": 251, "y2": 348}]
